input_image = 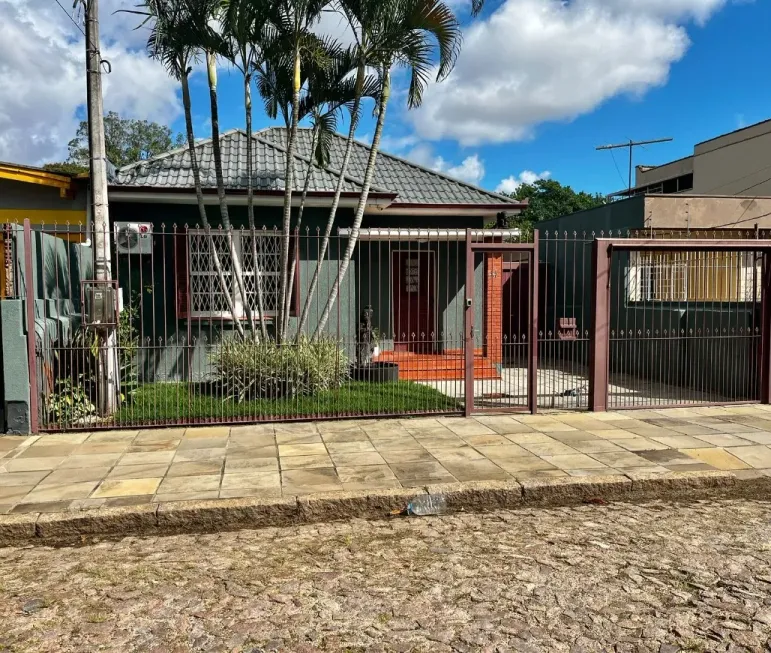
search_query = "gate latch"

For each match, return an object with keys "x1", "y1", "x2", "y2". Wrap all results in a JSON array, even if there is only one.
[{"x1": 466, "y1": 298, "x2": 473, "y2": 308}]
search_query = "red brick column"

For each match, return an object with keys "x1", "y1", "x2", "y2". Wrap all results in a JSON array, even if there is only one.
[{"x1": 485, "y1": 253, "x2": 503, "y2": 364}]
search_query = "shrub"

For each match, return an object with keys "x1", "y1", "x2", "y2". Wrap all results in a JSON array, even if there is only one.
[{"x1": 211, "y1": 336, "x2": 349, "y2": 402}]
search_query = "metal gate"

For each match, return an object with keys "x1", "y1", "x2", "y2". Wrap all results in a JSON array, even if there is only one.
[{"x1": 464, "y1": 234, "x2": 538, "y2": 414}]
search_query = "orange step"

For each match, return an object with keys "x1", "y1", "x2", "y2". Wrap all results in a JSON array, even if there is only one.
[{"x1": 373, "y1": 351, "x2": 500, "y2": 381}]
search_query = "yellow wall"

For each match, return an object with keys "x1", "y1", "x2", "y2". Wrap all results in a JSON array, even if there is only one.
[{"x1": 0, "y1": 209, "x2": 87, "y2": 225}]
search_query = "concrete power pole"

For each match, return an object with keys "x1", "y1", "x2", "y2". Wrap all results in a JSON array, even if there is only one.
[{"x1": 84, "y1": 0, "x2": 118, "y2": 415}]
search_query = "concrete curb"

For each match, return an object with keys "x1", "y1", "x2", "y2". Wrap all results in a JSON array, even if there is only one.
[{"x1": 0, "y1": 469, "x2": 766, "y2": 547}]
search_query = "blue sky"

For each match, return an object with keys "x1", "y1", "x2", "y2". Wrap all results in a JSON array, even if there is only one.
[
  {"x1": 2, "y1": 0, "x2": 769, "y2": 197},
  {"x1": 177, "y1": 0, "x2": 770, "y2": 197}
]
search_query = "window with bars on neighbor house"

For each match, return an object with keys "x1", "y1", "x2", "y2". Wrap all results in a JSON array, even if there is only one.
[
  {"x1": 627, "y1": 250, "x2": 762, "y2": 302},
  {"x1": 175, "y1": 230, "x2": 296, "y2": 320}
]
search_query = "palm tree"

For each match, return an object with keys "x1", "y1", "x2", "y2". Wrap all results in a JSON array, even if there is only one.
[
  {"x1": 312, "y1": 0, "x2": 461, "y2": 337},
  {"x1": 130, "y1": 0, "x2": 245, "y2": 336},
  {"x1": 221, "y1": 0, "x2": 272, "y2": 340}
]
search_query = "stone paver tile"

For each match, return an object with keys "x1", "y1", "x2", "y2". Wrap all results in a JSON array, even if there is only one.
[
  {"x1": 177, "y1": 437, "x2": 227, "y2": 451},
  {"x1": 157, "y1": 474, "x2": 221, "y2": 494},
  {"x1": 0, "y1": 504, "x2": 13, "y2": 514},
  {"x1": 733, "y1": 431, "x2": 771, "y2": 445},
  {"x1": 224, "y1": 457, "x2": 279, "y2": 473},
  {"x1": 329, "y1": 452, "x2": 387, "y2": 467},
  {"x1": 601, "y1": 419, "x2": 651, "y2": 430},
  {"x1": 279, "y1": 455, "x2": 333, "y2": 470},
  {"x1": 726, "y1": 445, "x2": 771, "y2": 468},
  {"x1": 273, "y1": 422, "x2": 320, "y2": 435},
  {"x1": 514, "y1": 469, "x2": 569, "y2": 480},
  {"x1": 380, "y1": 449, "x2": 434, "y2": 464},
  {"x1": 438, "y1": 419, "x2": 496, "y2": 437},
  {"x1": 704, "y1": 421, "x2": 761, "y2": 434},
  {"x1": 521, "y1": 420, "x2": 577, "y2": 433},
  {"x1": 220, "y1": 487, "x2": 283, "y2": 499},
  {"x1": 570, "y1": 440, "x2": 625, "y2": 454},
  {"x1": 461, "y1": 434, "x2": 513, "y2": 447},
  {"x1": 627, "y1": 427, "x2": 681, "y2": 439},
  {"x1": 567, "y1": 468, "x2": 623, "y2": 477},
  {"x1": 167, "y1": 460, "x2": 224, "y2": 477},
  {"x1": 591, "y1": 451, "x2": 654, "y2": 468},
  {"x1": 504, "y1": 433, "x2": 553, "y2": 445},
  {"x1": 173, "y1": 448, "x2": 227, "y2": 462},
  {"x1": 371, "y1": 437, "x2": 424, "y2": 453},
  {"x1": 315, "y1": 421, "x2": 367, "y2": 434},
  {"x1": 430, "y1": 448, "x2": 486, "y2": 464},
  {"x1": 0, "y1": 436, "x2": 24, "y2": 450},
  {"x1": 38, "y1": 467, "x2": 110, "y2": 486},
  {"x1": 491, "y1": 455, "x2": 557, "y2": 473},
  {"x1": 542, "y1": 454, "x2": 608, "y2": 471},
  {"x1": 694, "y1": 434, "x2": 756, "y2": 447},
  {"x1": 136, "y1": 428, "x2": 187, "y2": 441},
  {"x1": 442, "y1": 459, "x2": 510, "y2": 482},
  {"x1": 118, "y1": 451, "x2": 176, "y2": 466},
  {"x1": 278, "y1": 443, "x2": 328, "y2": 457},
  {"x1": 400, "y1": 417, "x2": 443, "y2": 429},
  {"x1": 622, "y1": 465, "x2": 670, "y2": 474},
  {"x1": 475, "y1": 444, "x2": 531, "y2": 460},
  {"x1": 221, "y1": 471, "x2": 281, "y2": 490},
  {"x1": 336, "y1": 464, "x2": 398, "y2": 486},
  {"x1": 227, "y1": 445, "x2": 278, "y2": 459},
  {"x1": 228, "y1": 433, "x2": 276, "y2": 448},
  {"x1": 416, "y1": 436, "x2": 467, "y2": 450},
  {"x1": 107, "y1": 464, "x2": 170, "y2": 480},
  {"x1": 281, "y1": 467, "x2": 343, "y2": 494},
  {"x1": 320, "y1": 430, "x2": 369, "y2": 443},
  {"x1": 0, "y1": 485, "x2": 33, "y2": 503},
  {"x1": 650, "y1": 435, "x2": 712, "y2": 449},
  {"x1": 33, "y1": 433, "x2": 89, "y2": 445},
  {"x1": 5, "y1": 457, "x2": 65, "y2": 472},
  {"x1": 85, "y1": 431, "x2": 138, "y2": 443},
  {"x1": 547, "y1": 431, "x2": 600, "y2": 444},
  {"x1": 472, "y1": 417, "x2": 535, "y2": 434},
  {"x1": 75, "y1": 441, "x2": 131, "y2": 455},
  {"x1": 0, "y1": 471, "x2": 51, "y2": 486},
  {"x1": 636, "y1": 449, "x2": 705, "y2": 465},
  {"x1": 229, "y1": 424, "x2": 275, "y2": 437},
  {"x1": 126, "y1": 440, "x2": 180, "y2": 453},
  {"x1": 21, "y1": 481, "x2": 99, "y2": 503},
  {"x1": 664, "y1": 462, "x2": 716, "y2": 472},
  {"x1": 610, "y1": 438, "x2": 669, "y2": 452},
  {"x1": 11, "y1": 500, "x2": 73, "y2": 513},
  {"x1": 275, "y1": 432, "x2": 324, "y2": 446},
  {"x1": 18, "y1": 444, "x2": 78, "y2": 458},
  {"x1": 389, "y1": 461, "x2": 456, "y2": 484},
  {"x1": 667, "y1": 424, "x2": 721, "y2": 436},
  {"x1": 589, "y1": 429, "x2": 639, "y2": 440},
  {"x1": 184, "y1": 426, "x2": 230, "y2": 439},
  {"x1": 552, "y1": 418, "x2": 610, "y2": 432},
  {"x1": 92, "y1": 477, "x2": 162, "y2": 498},
  {"x1": 60, "y1": 453, "x2": 125, "y2": 469},
  {"x1": 153, "y1": 491, "x2": 220, "y2": 503},
  {"x1": 68, "y1": 498, "x2": 107, "y2": 511},
  {"x1": 681, "y1": 447, "x2": 750, "y2": 470},
  {"x1": 520, "y1": 441, "x2": 578, "y2": 457},
  {"x1": 103, "y1": 496, "x2": 154, "y2": 508},
  {"x1": 325, "y1": 441, "x2": 376, "y2": 454}
]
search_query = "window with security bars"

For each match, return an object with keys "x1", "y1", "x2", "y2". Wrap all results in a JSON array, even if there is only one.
[
  {"x1": 627, "y1": 251, "x2": 761, "y2": 302},
  {"x1": 176, "y1": 230, "x2": 291, "y2": 319}
]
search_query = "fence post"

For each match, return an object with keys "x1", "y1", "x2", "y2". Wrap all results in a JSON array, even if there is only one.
[
  {"x1": 589, "y1": 238, "x2": 610, "y2": 412},
  {"x1": 529, "y1": 231, "x2": 539, "y2": 414},
  {"x1": 464, "y1": 229, "x2": 474, "y2": 417},
  {"x1": 23, "y1": 219, "x2": 39, "y2": 433},
  {"x1": 761, "y1": 250, "x2": 771, "y2": 404}
]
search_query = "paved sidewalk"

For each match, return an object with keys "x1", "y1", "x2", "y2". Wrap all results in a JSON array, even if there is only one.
[{"x1": 3, "y1": 405, "x2": 771, "y2": 514}]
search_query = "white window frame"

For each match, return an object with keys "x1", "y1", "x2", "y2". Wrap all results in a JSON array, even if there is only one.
[{"x1": 187, "y1": 230, "x2": 281, "y2": 320}]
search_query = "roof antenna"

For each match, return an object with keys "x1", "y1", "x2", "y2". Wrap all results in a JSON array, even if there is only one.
[{"x1": 596, "y1": 138, "x2": 673, "y2": 195}]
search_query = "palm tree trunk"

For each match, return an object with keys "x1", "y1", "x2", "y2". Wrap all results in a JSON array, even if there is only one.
[
  {"x1": 244, "y1": 72, "x2": 269, "y2": 341},
  {"x1": 277, "y1": 46, "x2": 302, "y2": 343},
  {"x1": 282, "y1": 120, "x2": 320, "y2": 339},
  {"x1": 181, "y1": 70, "x2": 244, "y2": 339},
  {"x1": 314, "y1": 68, "x2": 390, "y2": 338},
  {"x1": 206, "y1": 51, "x2": 256, "y2": 338},
  {"x1": 295, "y1": 65, "x2": 365, "y2": 340}
]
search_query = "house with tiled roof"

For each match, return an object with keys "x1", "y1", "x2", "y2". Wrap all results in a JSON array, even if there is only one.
[{"x1": 105, "y1": 128, "x2": 525, "y2": 380}]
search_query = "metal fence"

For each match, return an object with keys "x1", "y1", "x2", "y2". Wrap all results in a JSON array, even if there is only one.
[{"x1": 9, "y1": 220, "x2": 771, "y2": 432}]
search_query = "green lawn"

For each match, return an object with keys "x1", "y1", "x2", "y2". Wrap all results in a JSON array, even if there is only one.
[{"x1": 114, "y1": 381, "x2": 460, "y2": 424}]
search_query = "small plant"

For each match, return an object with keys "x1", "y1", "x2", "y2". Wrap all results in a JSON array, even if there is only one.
[
  {"x1": 212, "y1": 336, "x2": 349, "y2": 402},
  {"x1": 45, "y1": 376, "x2": 96, "y2": 425}
]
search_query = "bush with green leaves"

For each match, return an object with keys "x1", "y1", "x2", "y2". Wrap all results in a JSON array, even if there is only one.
[
  {"x1": 212, "y1": 336, "x2": 349, "y2": 403},
  {"x1": 45, "y1": 375, "x2": 96, "y2": 425}
]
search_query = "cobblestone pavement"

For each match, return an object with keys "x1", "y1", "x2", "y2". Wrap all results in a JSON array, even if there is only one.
[
  {"x1": 5, "y1": 405, "x2": 771, "y2": 514},
  {"x1": 2, "y1": 499, "x2": 771, "y2": 652}
]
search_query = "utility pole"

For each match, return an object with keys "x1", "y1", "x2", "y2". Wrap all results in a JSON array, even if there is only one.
[
  {"x1": 83, "y1": 0, "x2": 118, "y2": 414},
  {"x1": 596, "y1": 138, "x2": 673, "y2": 194}
]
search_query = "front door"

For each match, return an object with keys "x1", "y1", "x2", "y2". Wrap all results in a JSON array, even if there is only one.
[{"x1": 393, "y1": 251, "x2": 435, "y2": 353}]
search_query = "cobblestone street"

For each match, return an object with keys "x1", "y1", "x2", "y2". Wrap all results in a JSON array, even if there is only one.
[{"x1": 1, "y1": 500, "x2": 771, "y2": 652}]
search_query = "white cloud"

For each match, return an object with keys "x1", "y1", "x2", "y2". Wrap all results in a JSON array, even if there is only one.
[
  {"x1": 496, "y1": 170, "x2": 551, "y2": 194},
  {"x1": 405, "y1": 144, "x2": 486, "y2": 185},
  {"x1": 0, "y1": 0, "x2": 181, "y2": 165},
  {"x1": 410, "y1": 0, "x2": 734, "y2": 146}
]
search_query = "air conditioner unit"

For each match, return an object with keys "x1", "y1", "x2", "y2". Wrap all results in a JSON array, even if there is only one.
[{"x1": 114, "y1": 222, "x2": 152, "y2": 255}]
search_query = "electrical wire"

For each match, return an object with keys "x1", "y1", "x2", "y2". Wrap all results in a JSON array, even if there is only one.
[
  {"x1": 608, "y1": 149, "x2": 628, "y2": 189},
  {"x1": 53, "y1": 0, "x2": 86, "y2": 36}
]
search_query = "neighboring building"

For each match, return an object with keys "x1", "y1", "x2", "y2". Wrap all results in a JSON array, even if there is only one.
[{"x1": 613, "y1": 117, "x2": 771, "y2": 198}]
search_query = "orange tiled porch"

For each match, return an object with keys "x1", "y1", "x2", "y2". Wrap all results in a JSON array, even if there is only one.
[{"x1": 373, "y1": 350, "x2": 500, "y2": 381}]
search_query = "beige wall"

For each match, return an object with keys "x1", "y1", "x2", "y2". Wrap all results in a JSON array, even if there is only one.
[
  {"x1": 692, "y1": 120, "x2": 771, "y2": 196},
  {"x1": 645, "y1": 194, "x2": 771, "y2": 230}
]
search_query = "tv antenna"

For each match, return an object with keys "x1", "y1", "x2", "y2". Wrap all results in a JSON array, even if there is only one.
[{"x1": 596, "y1": 137, "x2": 673, "y2": 194}]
